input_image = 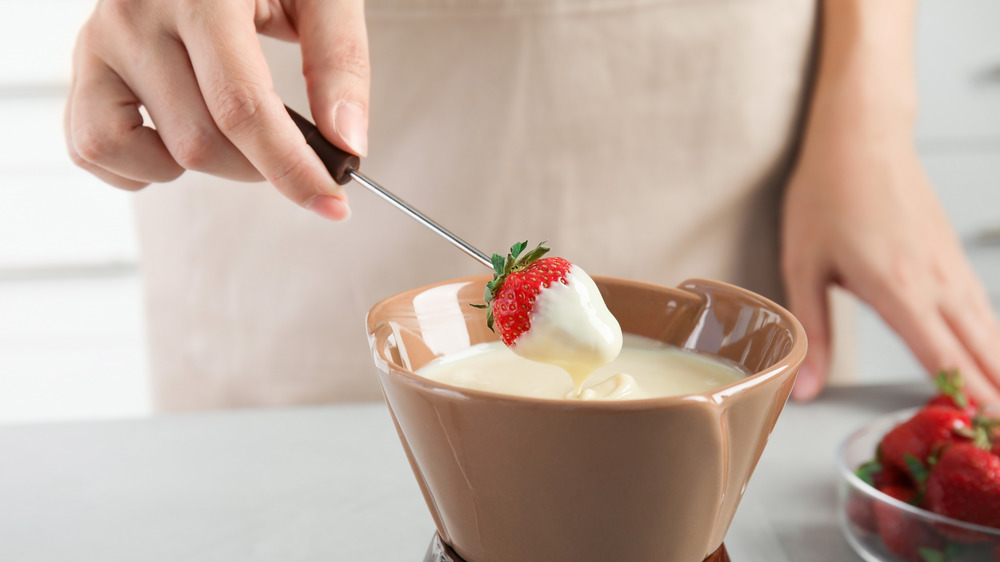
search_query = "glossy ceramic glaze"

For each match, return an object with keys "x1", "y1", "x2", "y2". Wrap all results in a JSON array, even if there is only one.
[{"x1": 366, "y1": 277, "x2": 807, "y2": 562}]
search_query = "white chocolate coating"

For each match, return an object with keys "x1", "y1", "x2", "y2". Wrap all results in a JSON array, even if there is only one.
[{"x1": 510, "y1": 265, "x2": 623, "y2": 391}]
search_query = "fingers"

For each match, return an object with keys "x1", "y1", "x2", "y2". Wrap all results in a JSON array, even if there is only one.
[
  {"x1": 785, "y1": 262, "x2": 832, "y2": 402},
  {"x1": 867, "y1": 277, "x2": 1000, "y2": 405},
  {"x1": 64, "y1": 85, "x2": 147, "y2": 191},
  {"x1": 66, "y1": 0, "x2": 353, "y2": 220},
  {"x1": 67, "y1": 51, "x2": 184, "y2": 188},
  {"x1": 940, "y1": 285, "x2": 1000, "y2": 404},
  {"x1": 296, "y1": 0, "x2": 370, "y2": 156},
  {"x1": 122, "y1": 35, "x2": 261, "y2": 182},
  {"x1": 177, "y1": 1, "x2": 350, "y2": 217}
]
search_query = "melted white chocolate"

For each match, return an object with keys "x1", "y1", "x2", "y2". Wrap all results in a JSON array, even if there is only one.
[{"x1": 417, "y1": 334, "x2": 745, "y2": 401}]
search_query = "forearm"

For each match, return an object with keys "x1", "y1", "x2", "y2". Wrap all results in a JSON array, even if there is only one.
[{"x1": 803, "y1": 0, "x2": 919, "y2": 145}]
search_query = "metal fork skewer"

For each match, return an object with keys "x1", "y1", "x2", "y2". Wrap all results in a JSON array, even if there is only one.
[
  {"x1": 284, "y1": 105, "x2": 493, "y2": 268},
  {"x1": 348, "y1": 171, "x2": 493, "y2": 269}
]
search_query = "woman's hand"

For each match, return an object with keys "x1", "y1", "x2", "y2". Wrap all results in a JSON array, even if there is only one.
[
  {"x1": 784, "y1": 0, "x2": 1000, "y2": 404},
  {"x1": 782, "y1": 127, "x2": 1000, "y2": 404},
  {"x1": 65, "y1": 0, "x2": 369, "y2": 220}
]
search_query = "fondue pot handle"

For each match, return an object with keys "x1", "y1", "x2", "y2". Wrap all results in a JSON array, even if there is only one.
[{"x1": 285, "y1": 105, "x2": 360, "y2": 185}]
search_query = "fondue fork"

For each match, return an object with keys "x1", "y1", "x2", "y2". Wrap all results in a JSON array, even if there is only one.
[{"x1": 286, "y1": 106, "x2": 493, "y2": 269}]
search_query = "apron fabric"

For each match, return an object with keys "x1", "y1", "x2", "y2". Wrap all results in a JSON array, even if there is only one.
[{"x1": 135, "y1": 0, "x2": 819, "y2": 410}]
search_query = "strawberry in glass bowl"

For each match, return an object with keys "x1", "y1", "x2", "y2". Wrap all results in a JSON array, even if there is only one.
[{"x1": 837, "y1": 372, "x2": 1000, "y2": 562}]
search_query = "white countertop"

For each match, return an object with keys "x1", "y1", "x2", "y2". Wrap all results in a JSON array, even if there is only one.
[{"x1": 0, "y1": 382, "x2": 937, "y2": 561}]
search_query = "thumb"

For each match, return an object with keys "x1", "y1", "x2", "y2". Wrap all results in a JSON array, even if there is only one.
[
  {"x1": 785, "y1": 268, "x2": 832, "y2": 402},
  {"x1": 296, "y1": 0, "x2": 370, "y2": 157}
]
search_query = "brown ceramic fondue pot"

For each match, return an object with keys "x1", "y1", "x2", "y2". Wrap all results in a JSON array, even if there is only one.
[{"x1": 366, "y1": 276, "x2": 807, "y2": 562}]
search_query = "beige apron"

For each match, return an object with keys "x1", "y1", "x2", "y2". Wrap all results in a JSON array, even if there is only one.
[{"x1": 135, "y1": 0, "x2": 819, "y2": 410}]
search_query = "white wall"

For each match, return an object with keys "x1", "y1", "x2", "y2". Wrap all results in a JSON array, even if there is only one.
[{"x1": 0, "y1": 1, "x2": 151, "y2": 424}]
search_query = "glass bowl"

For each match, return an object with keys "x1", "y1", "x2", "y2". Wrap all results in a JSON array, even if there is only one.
[{"x1": 836, "y1": 408, "x2": 1000, "y2": 562}]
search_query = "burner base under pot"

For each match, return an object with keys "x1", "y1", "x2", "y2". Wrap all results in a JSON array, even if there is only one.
[{"x1": 423, "y1": 533, "x2": 731, "y2": 562}]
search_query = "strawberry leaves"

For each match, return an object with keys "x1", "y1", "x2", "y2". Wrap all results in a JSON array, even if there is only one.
[
  {"x1": 968, "y1": 414, "x2": 1000, "y2": 450},
  {"x1": 472, "y1": 241, "x2": 552, "y2": 334},
  {"x1": 917, "y1": 544, "x2": 967, "y2": 562},
  {"x1": 933, "y1": 370, "x2": 969, "y2": 410},
  {"x1": 905, "y1": 454, "x2": 930, "y2": 505},
  {"x1": 856, "y1": 459, "x2": 882, "y2": 487}
]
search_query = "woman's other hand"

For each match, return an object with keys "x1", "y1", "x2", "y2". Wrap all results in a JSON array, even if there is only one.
[
  {"x1": 782, "y1": 0, "x2": 1000, "y2": 404},
  {"x1": 783, "y1": 127, "x2": 1000, "y2": 404}
]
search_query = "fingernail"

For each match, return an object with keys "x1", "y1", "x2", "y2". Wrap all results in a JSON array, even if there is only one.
[
  {"x1": 334, "y1": 101, "x2": 368, "y2": 157},
  {"x1": 307, "y1": 195, "x2": 352, "y2": 221},
  {"x1": 791, "y1": 364, "x2": 819, "y2": 402}
]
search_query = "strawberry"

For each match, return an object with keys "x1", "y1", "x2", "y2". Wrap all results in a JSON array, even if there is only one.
[
  {"x1": 851, "y1": 460, "x2": 914, "y2": 533},
  {"x1": 925, "y1": 443, "x2": 1000, "y2": 530},
  {"x1": 473, "y1": 241, "x2": 622, "y2": 383},
  {"x1": 874, "y1": 463, "x2": 911, "y2": 491},
  {"x1": 849, "y1": 460, "x2": 883, "y2": 533},
  {"x1": 879, "y1": 406, "x2": 973, "y2": 483},
  {"x1": 926, "y1": 370, "x2": 978, "y2": 416},
  {"x1": 473, "y1": 241, "x2": 574, "y2": 346},
  {"x1": 846, "y1": 490, "x2": 878, "y2": 534},
  {"x1": 874, "y1": 485, "x2": 944, "y2": 561}
]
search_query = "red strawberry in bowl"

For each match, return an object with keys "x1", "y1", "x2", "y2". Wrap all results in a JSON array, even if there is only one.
[
  {"x1": 879, "y1": 406, "x2": 973, "y2": 483},
  {"x1": 474, "y1": 241, "x2": 623, "y2": 389},
  {"x1": 873, "y1": 463, "x2": 911, "y2": 491},
  {"x1": 848, "y1": 460, "x2": 913, "y2": 534},
  {"x1": 873, "y1": 485, "x2": 944, "y2": 561},
  {"x1": 925, "y1": 442, "x2": 1000, "y2": 530},
  {"x1": 841, "y1": 376, "x2": 1000, "y2": 562}
]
